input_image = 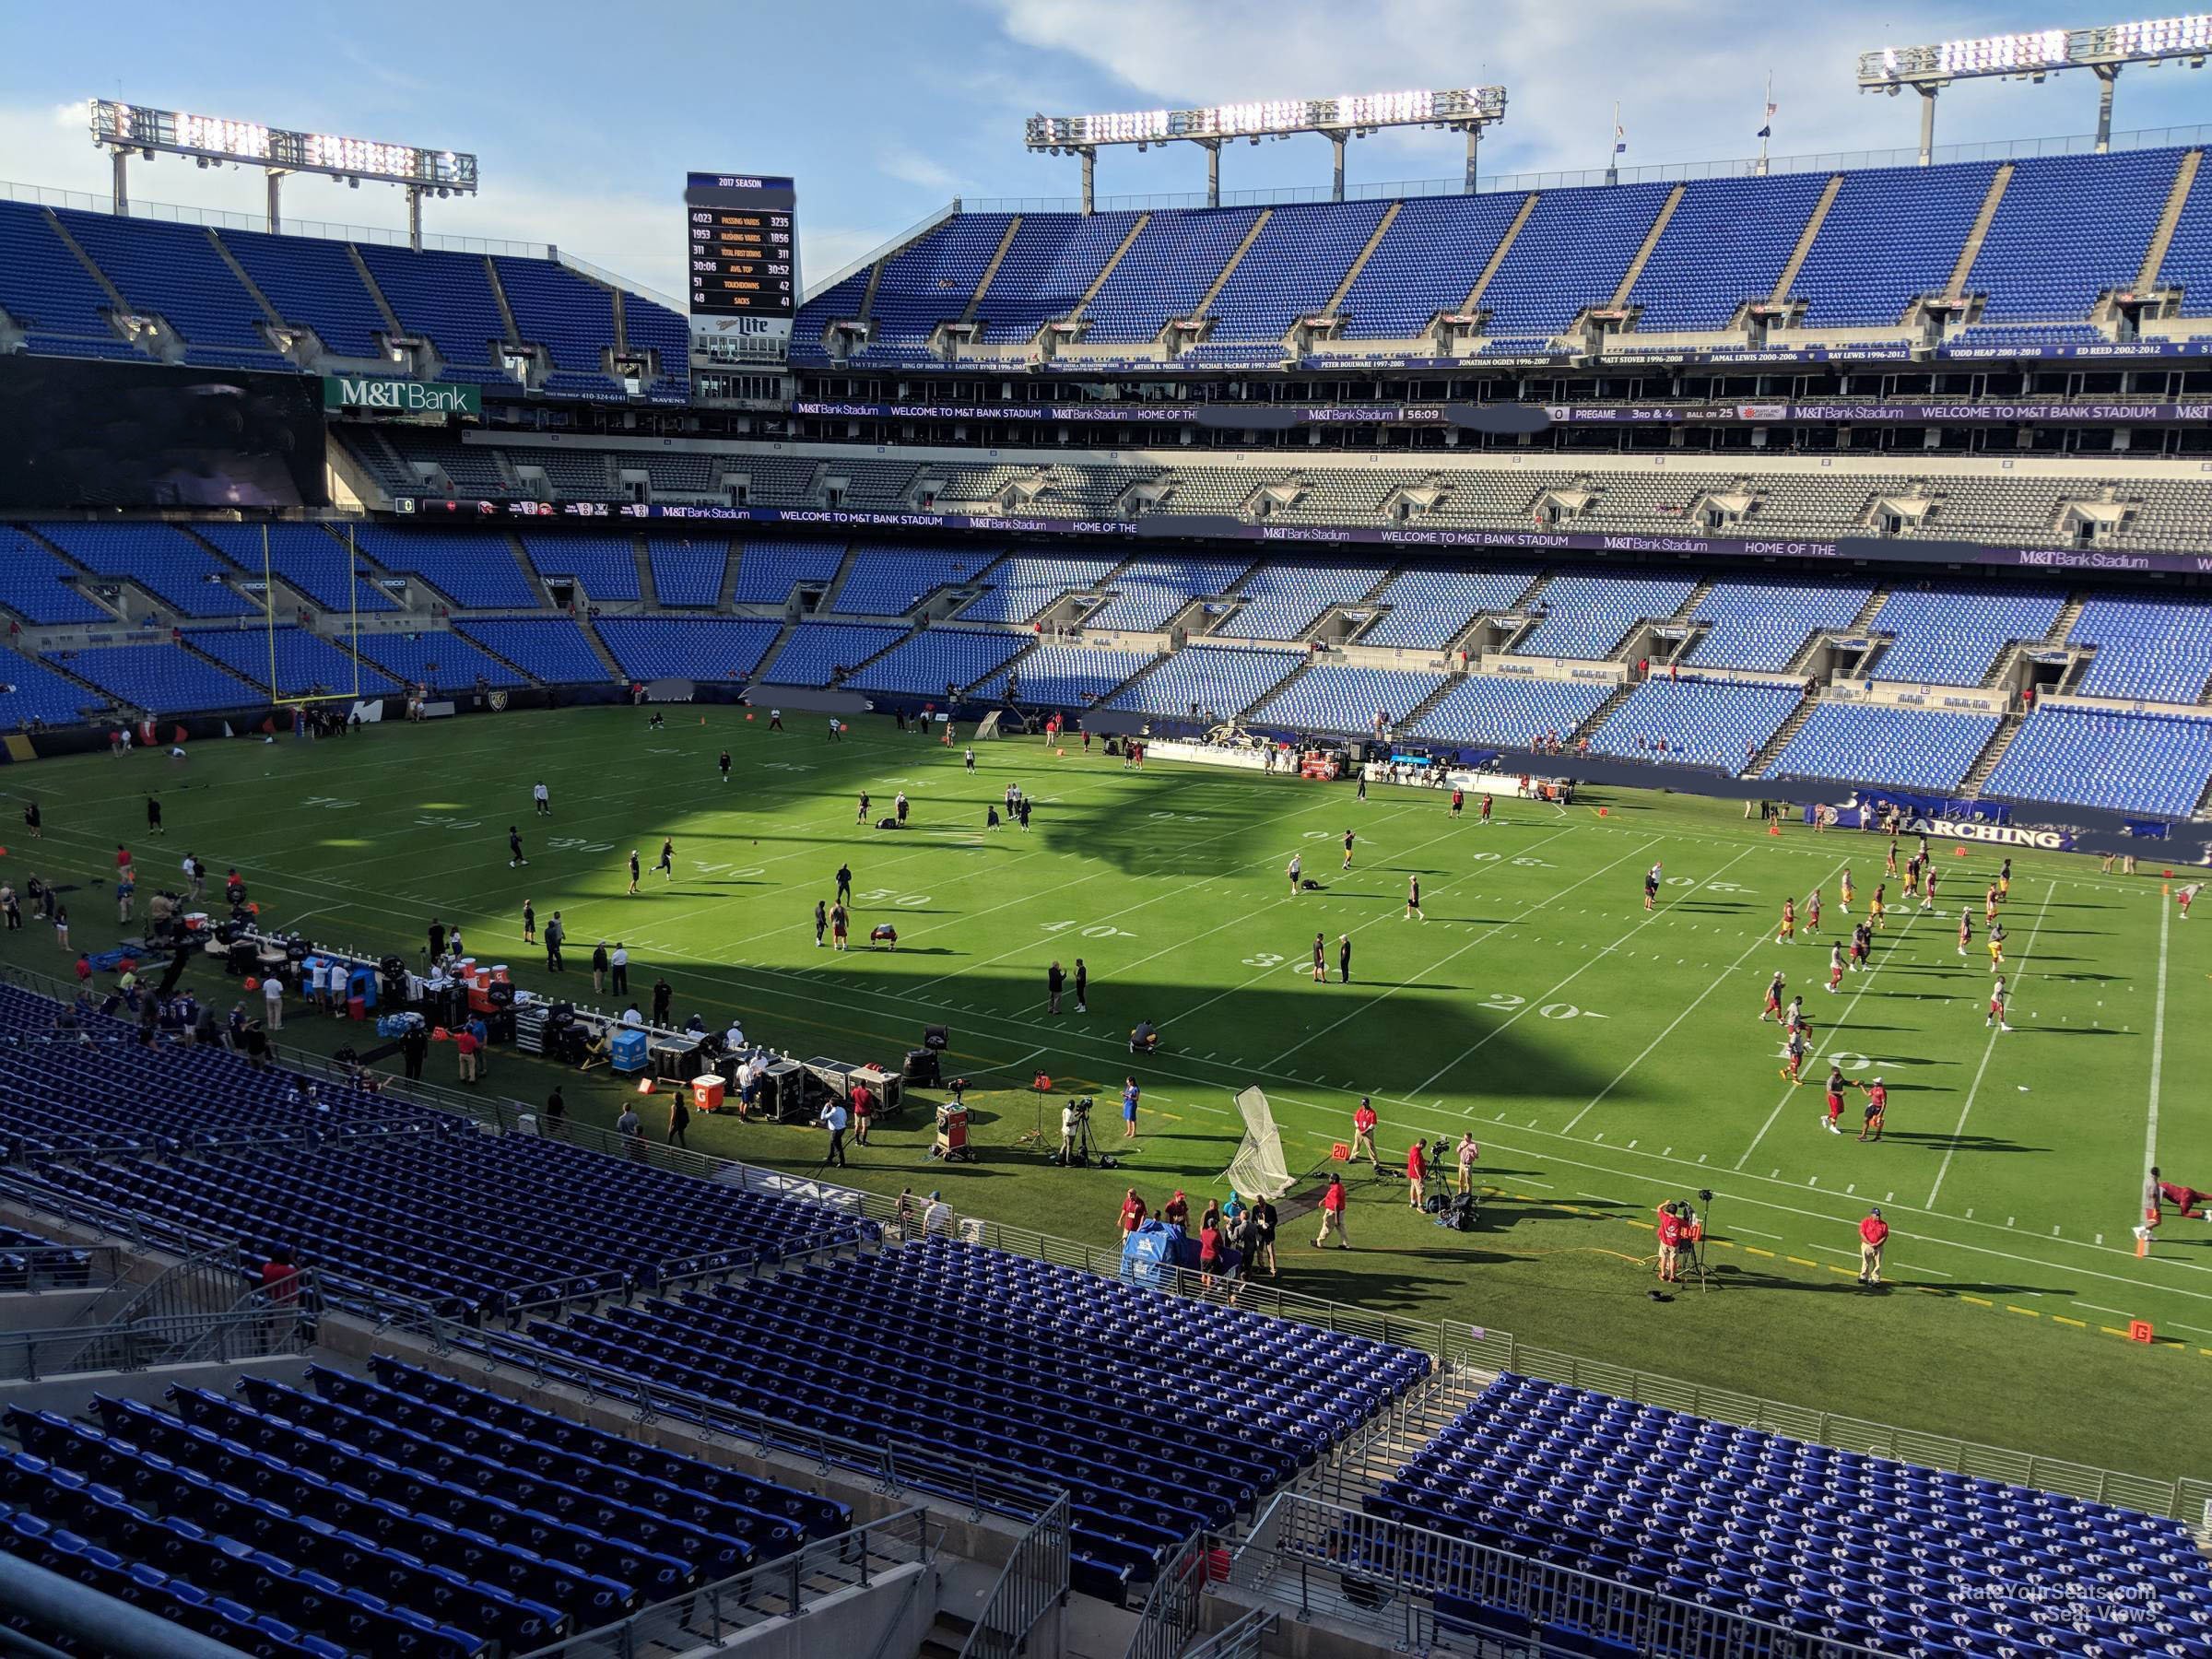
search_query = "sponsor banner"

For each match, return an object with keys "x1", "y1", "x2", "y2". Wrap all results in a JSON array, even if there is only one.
[
  {"x1": 798, "y1": 394, "x2": 2212, "y2": 428},
  {"x1": 409, "y1": 499, "x2": 2212, "y2": 576},
  {"x1": 323, "y1": 376, "x2": 482, "y2": 417}
]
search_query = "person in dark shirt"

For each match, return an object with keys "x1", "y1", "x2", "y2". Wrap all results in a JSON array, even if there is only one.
[
  {"x1": 651, "y1": 977, "x2": 673, "y2": 1027},
  {"x1": 427, "y1": 917, "x2": 446, "y2": 959},
  {"x1": 1073, "y1": 959, "x2": 1088, "y2": 1015},
  {"x1": 544, "y1": 912, "x2": 565, "y2": 971},
  {"x1": 1047, "y1": 960, "x2": 1065, "y2": 1015},
  {"x1": 401, "y1": 1022, "x2": 429, "y2": 1080}
]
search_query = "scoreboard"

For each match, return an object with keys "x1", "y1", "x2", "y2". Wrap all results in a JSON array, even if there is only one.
[{"x1": 684, "y1": 172, "x2": 797, "y2": 321}]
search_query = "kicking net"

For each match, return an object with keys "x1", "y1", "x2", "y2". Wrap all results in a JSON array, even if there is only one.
[{"x1": 1224, "y1": 1086, "x2": 1294, "y2": 1199}]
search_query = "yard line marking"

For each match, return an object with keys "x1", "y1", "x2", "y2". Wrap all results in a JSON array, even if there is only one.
[
  {"x1": 1732, "y1": 1226, "x2": 1781, "y2": 1239},
  {"x1": 1735, "y1": 906, "x2": 1926, "y2": 1171},
  {"x1": 1178, "y1": 821, "x2": 1592, "y2": 1041},
  {"x1": 96, "y1": 807, "x2": 2212, "y2": 1312},
  {"x1": 2145, "y1": 897, "x2": 2170, "y2": 1177},
  {"x1": 1559, "y1": 903, "x2": 1780, "y2": 1135},
  {"x1": 1406, "y1": 844, "x2": 1754, "y2": 1095},
  {"x1": 1925, "y1": 879, "x2": 2055, "y2": 1211}
]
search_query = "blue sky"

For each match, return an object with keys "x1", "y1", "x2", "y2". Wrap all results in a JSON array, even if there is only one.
[{"x1": 5, "y1": 0, "x2": 2208, "y2": 300}]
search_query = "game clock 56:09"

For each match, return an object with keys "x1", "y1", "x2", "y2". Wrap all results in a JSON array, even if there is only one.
[{"x1": 683, "y1": 172, "x2": 799, "y2": 320}]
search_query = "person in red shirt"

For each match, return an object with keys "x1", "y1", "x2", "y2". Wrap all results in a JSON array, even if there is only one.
[
  {"x1": 261, "y1": 1246, "x2": 301, "y2": 1306},
  {"x1": 1350, "y1": 1098, "x2": 1379, "y2": 1167},
  {"x1": 1119, "y1": 1189, "x2": 1147, "y2": 1234},
  {"x1": 1653, "y1": 1203, "x2": 1684, "y2": 1283},
  {"x1": 1314, "y1": 1172, "x2": 1348, "y2": 1249},
  {"x1": 114, "y1": 844, "x2": 132, "y2": 878},
  {"x1": 1450, "y1": 788, "x2": 1465, "y2": 818},
  {"x1": 453, "y1": 1026, "x2": 481, "y2": 1085},
  {"x1": 2137, "y1": 1169, "x2": 2210, "y2": 1242},
  {"x1": 1406, "y1": 1141, "x2": 1428, "y2": 1209},
  {"x1": 1479, "y1": 793, "x2": 1493, "y2": 826},
  {"x1": 1854, "y1": 1077, "x2": 1888, "y2": 1144},
  {"x1": 1822, "y1": 1066, "x2": 1847, "y2": 1135},
  {"x1": 1857, "y1": 1207, "x2": 1889, "y2": 1285},
  {"x1": 1161, "y1": 1190, "x2": 1189, "y2": 1232}
]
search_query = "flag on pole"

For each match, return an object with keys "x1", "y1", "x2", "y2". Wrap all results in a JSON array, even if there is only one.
[
  {"x1": 1614, "y1": 122, "x2": 1627, "y2": 154},
  {"x1": 1757, "y1": 100, "x2": 1777, "y2": 139}
]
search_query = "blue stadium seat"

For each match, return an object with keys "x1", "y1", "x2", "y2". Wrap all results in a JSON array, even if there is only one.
[
  {"x1": 759, "y1": 622, "x2": 906, "y2": 687},
  {"x1": 1106, "y1": 643, "x2": 1300, "y2": 721},
  {"x1": 32, "y1": 523, "x2": 257, "y2": 618},
  {"x1": 972, "y1": 644, "x2": 1157, "y2": 707},
  {"x1": 453, "y1": 618, "x2": 609, "y2": 685},
  {"x1": 1983, "y1": 706, "x2": 2212, "y2": 817},
  {"x1": 1588, "y1": 678, "x2": 1802, "y2": 772},
  {"x1": 185, "y1": 627, "x2": 402, "y2": 700},
  {"x1": 1251, "y1": 664, "x2": 1453, "y2": 735},
  {"x1": 845, "y1": 629, "x2": 1029, "y2": 696},
  {"x1": 645, "y1": 537, "x2": 730, "y2": 606},
  {"x1": 1515, "y1": 573, "x2": 1698, "y2": 661},
  {"x1": 594, "y1": 618, "x2": 780, "y2": 683},
  {"x1": 1407, "y1": 675, "x2": 1611, "y2": 749},
  {"x1": 1763, "y1": 702, "x2": 1997, "y2": 792}
]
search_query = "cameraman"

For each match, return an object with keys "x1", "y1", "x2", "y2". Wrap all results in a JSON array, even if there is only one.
[
  {"x1": 1653, "y1": 1202, "x2": 1685, "y2": 1283},
  {"x1": 1059, "y1": 1098, "x2": 1081, "y2": 1162}
]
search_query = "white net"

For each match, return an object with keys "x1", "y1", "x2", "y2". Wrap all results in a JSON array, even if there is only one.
[
  {"x1": 1225, "y1": 1085, "x2": 1294, "y2": 1200},
  {"x1": 972, "y1": 711, "x2": 1006, "y2": 740}
]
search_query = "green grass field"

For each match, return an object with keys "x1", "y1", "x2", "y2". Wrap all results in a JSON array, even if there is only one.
[{"x1": 4, "y1": 707, "x2": 2208, "y2": 1483}]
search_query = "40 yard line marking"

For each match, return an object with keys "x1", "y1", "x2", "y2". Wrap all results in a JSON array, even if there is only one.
[{"x1": 1925, "y1": 878, "x2": 2056, "y2": 1211}]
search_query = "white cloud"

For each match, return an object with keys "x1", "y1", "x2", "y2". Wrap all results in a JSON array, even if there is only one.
[
  {"x1": 878, "y1": 149, "x2": 962, "y2": 193},
  {"x1": 985, "y1": 0, "x2": 2205, "y2": 182}
]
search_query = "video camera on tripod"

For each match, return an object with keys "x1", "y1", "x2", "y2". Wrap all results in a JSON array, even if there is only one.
[{"x1": 1049, "y1": 1095, "x2": 1117, "y2": 1169}]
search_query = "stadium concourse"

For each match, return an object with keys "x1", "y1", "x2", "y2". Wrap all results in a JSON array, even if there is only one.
[{"x1": 9, "y1": 91, "x2": 2212, "y2": 1659}]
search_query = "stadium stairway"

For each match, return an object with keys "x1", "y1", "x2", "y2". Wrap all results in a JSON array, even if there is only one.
[
  {"x1": 502, "y1": 535, "x2": 549, "y2": 606},
  {"x1": 1960, "y1": 711, "x2": 2029, "y2": 797},
  {"x1": 1744, "y1": 688, "x2": 1820, "y2": 777},
  {"x1": 446, "y1": 628, "x2": 550, "y2": 689},
  {"x1": 1241, "y1": 653, "x2": 1319, "y2": 724},
  {"x1": 747, "y1": 618, "x2": 804, "y2": 683},
  {"x1": 1293, "y1": 1367, "x2": 1497, "y2": 1512},
  {"x1": 574, "y1": 617, "x2": 629, "y2": 682},
  {"x1": 629, "y1": 537, "x2": 657, "y2": 607},
  {"x1": 816, "y1": 544, "x2": 867, "y2": 614},
  {"x1": 15, "y1": 530, "x2": 157, "y2": 628},
  {"x1": 1397, "y1": 673, "x2": 1466, "y2": 731},
  {"x1": 1570, "y1": 681, "x2": 1639, "y2": 747}
]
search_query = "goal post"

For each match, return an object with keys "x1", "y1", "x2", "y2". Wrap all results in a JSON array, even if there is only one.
[{"x1": 260, "y1": 522, "x2": 365, "y2": 707}]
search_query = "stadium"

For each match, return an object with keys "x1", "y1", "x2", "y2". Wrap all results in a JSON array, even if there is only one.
[{"x1": 3, "y1": 8, "x2": 2212, "y2": 1655}]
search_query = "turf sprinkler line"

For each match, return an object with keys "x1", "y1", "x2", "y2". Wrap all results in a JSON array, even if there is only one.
[{"x1": 1925, "y1": 877, "x2": 2057, "y2": 1212}]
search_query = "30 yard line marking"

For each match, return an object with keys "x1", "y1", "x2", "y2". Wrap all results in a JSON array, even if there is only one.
[
  {"x1": 1925, "y1": 878, "x2": 2055, "y2": 1211},
  {"x1": 1558, "y1": 898, "x2": 1781, "y2": 1135}
]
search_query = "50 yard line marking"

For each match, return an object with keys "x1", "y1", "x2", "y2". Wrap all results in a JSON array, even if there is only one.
[{"x1": 1924, "y1": 877, "x2": 2055, "y2": 1211}]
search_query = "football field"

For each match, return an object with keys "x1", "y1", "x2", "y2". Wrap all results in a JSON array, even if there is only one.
[{"x1": 5, "y1": 707, "x2": 2209, "y2": 1483}]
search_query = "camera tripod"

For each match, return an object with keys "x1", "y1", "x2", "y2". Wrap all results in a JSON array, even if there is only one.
[
  {"x1": 1684, "y1": 1188, "x2": 1716, "y2": 1293},
  {"x1": 1055, "y1": 1103, "x2": 1100, "y2": 1167}
]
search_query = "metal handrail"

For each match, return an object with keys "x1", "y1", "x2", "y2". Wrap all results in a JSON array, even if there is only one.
[
  {"x1": 1182, "y1": 1609, "x2": 1276, "y2": 1659},
  {"x1": 0, "y1": 1242, "x2": 123, "y2": 1295},
  {"x1": 0, "y1": 956, "x2": 2195, "y2": 1528},
  {"x1": 510, "y1": 1506, "x2": 939, "y2": 1659},
  {"x1": 959, "y1": 1491, "x2": 1070, "y2": 1659},
  {"x1": 0, "y1": 1306, "x2": 312, "y2": 1382},
  {"x1": 1241, "y1": 1492, "x2": 1886, "y2": 1659},
  {"x1": 802, "y1": 201, "x2": 959, "y2": 305},
  {"x1": 1123, "y1": 1528, "x2": 1211, "y2": 1659}
]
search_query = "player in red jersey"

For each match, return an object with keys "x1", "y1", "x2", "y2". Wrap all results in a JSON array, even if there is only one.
[
  {"x1": 1827, "y1": 943, "x2": 1846, "y2": 994},
  {"x1": 1760, "y1": 970, "x2": 1785, "y2": 1022}
]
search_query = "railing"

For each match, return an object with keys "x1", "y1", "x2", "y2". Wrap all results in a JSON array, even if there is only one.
[
  {"x1": 968, "y1": 122, "x2": 2212, "y2": 213},
  {"x1": 368, "y1": 1296, "x2": 1065, "y2": 1530},
  {"x1": 802, "y1": 200, "x2": 959, "y2": 305},
  {"x1": 0, "y1": 1306, "x2": 312, "y2": 1381},
  {"x1": 959, "y1": 1491, "x2": 1070, "y2": 1659},
  {"x1": 1183, "y1": 1609, "x2": 1276, "y2": 1659},
  {"x1": 511, "y1": 1505, "x2": 938, "y2": 1659},
  {"x1": 1124, "y1": 1529, "x2": 1211, "y2": 1659},
  {"x1": 0, "y1": 1243, "x2": 124, "y2": 1296},
  {"x1": 0, "y1": 176, "x2": 552, "y2": 257},
  {"x1": 1441, "y1": 1321, "x2": 2212, "y2": 1525},
  {"x1": 1241, "y1": 1492, "x2": 1884, "y2": 1659}
]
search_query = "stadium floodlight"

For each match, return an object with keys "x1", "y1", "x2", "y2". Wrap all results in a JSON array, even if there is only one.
[
  {"x1": 1856, "y1": 15, "x2": 2212, "y2": 162},
  {"x1": 1024, "y1": 86, "x2": 1508, "y2": 210},
  {"x1": 89, "y1": 99, "x2": 478, "y2": 248}
]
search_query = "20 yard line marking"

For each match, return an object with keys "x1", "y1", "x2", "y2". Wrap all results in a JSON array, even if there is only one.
[{"x1": 1406, "y1": 843, "x2": 1754, "y2": 1095}]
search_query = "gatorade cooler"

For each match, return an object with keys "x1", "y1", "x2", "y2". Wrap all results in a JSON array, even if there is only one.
[
  {"x1": 692, "y1": 1074, "x2": 725, "y2": 1113},
  {"x1": 347, "y1": 995, "x2": 367, "y2": 1021},
  {"x1": 182, "y1": 912, "x2": 208, "y2": 935},
  {"x1": 610, "y1": 1029, "x2": 650, "y2": 1074},
  {"x1": 488, "y1": 964, "x2": 511, "y2": 985}
]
